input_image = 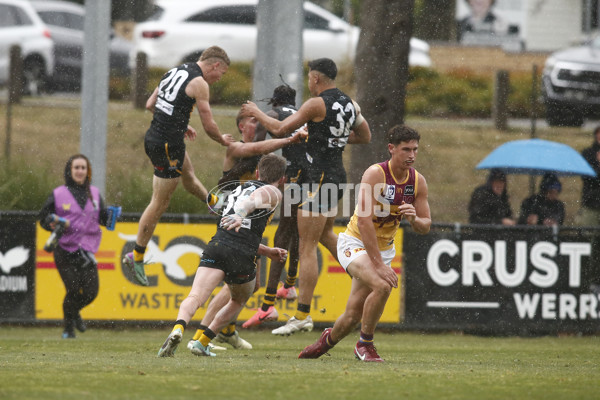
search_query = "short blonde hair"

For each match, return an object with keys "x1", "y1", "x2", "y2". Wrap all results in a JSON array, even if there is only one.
[
  {"x1": 258, "y1": 154, "x2": 286, "y2": 183},
  {"x1": 199, "y1": 46, "x2": 230, "y2": 66}
]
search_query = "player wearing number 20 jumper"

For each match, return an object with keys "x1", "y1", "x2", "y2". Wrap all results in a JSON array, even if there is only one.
[
  {"x1": 144, "y1": 62, "x2": 206, "y2": 177},
  {"x1": 123, "y1": 46, "x2": 233, "y2": 287}
]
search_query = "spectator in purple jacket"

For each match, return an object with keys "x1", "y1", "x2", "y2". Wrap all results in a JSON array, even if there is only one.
[{"x1": 39, "y1": 154, "x2": 110, "y2": 339}]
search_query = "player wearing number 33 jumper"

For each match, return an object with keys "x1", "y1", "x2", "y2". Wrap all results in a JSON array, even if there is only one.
[{"x1": 241, "y1": 58, "x2": 371, "y2": 336}]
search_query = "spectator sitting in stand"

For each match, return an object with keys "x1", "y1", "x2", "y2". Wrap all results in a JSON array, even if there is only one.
[
  {"x1": 518, "y1": 173, "x2": 565, "y2": 226},
  {"x1": 468, "y1": 168, "x2": 515, "y2": 225}
]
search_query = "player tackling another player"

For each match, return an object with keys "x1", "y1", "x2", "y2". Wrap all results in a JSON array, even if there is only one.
[
  {"x1": 157, "y1": 154, "x2": 288, "y2": 357},
  {"x1": 299, "y1": 125, "x2": 431, "y2": 362}
]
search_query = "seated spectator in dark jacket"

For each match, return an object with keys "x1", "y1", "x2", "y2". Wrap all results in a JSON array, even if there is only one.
[
  {"x1": 468, "y1": 169, "x2": 516, "y2": 225},
  {"x1": 518, "y1": 173, "x2": 565, "y2": 226}
]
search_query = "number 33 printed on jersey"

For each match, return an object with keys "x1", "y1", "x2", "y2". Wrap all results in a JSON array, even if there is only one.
[{"x1": 328, "y1": 101, "x2": 356, "y2": 148}]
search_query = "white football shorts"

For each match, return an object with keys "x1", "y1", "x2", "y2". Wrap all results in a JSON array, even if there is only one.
[{"x1": 337, "y1": 232, "x2": 396, "y2": 271}]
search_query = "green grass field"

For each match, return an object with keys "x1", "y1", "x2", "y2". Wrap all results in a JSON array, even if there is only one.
[{"x1": 0, "y1": 326, "x2": 598, "y2": 399}]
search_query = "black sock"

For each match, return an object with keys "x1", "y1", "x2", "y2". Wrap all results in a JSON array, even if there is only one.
[
  {"x1": 203, "y1": 328, "x2": 217, "y2": 340},
  {"x1": 297, "y1": 303, "x2": 311, "y2": 314},
  {"x1": 261, "y1": 289, "x2": 276, "y2": 312}
]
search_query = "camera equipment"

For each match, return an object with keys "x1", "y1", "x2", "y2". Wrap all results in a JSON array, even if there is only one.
[{"x1": 43, "y1": 215, "x2": 67, "y2": 252}]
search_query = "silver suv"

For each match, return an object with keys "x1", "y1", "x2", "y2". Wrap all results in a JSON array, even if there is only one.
[
  {"x1": 542, "y1": 37, "x2": 600, "y2": 127},
  {"x1": 0, "y1": 0, "x2": 54, "y2": 95}
]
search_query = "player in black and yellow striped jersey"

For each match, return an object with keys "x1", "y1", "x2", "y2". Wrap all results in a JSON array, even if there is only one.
[
  {"x1": 186, "y1": 106, "x2": 305, "y2": 350},
  {"x1": 123, "y1": 46, "x2": 234, "y2": 286}
]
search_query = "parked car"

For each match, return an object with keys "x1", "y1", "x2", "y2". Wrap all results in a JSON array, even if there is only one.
[
  {"x1": 0, "y1": 0, "x2": 54, "y2": 95},
  {"x1": 542, "y1": 37, "x2": 600, "y2": 127},
  {"x1": 30, "y1": 0, "x2": 132, "y2": 91},
  {"x1": 131, "y1": 0, "x2": 432, "y2": 69}
]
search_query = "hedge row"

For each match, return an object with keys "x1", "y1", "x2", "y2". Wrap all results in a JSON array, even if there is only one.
[
  {"x1": 406, "y1": 67, "x2": 543, "y2": 119},
  {"x1": 109, "y1": 63, "x2": 542, "y2": 119}
]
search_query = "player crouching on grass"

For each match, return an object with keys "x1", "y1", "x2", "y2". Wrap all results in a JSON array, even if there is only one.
[
  {"x1": 298, "y1": 125, "x2": 431, "y2": 362},
  {"x1": 158, "y1": 154, "x2": 288, "y2": 357}
]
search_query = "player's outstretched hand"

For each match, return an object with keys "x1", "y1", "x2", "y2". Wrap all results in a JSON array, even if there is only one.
[
  {"x1": 266, "y1": 247, "x2": 288, "y2": 263},
  {"x1": 290, "y1": 129, "x2": 308, "y2": 143},
  {"x1": 221, "y1": 134, "x2": 235, "y2": 146}
]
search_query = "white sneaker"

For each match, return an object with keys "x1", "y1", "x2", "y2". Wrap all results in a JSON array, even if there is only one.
[
  {"x1": 215, "y1": 331, "x2": 252, "y2": 349},
  {"x1": 271, "y1": 316, "x2": 313, "y2": 336},
  {"x1": 187, "y1": 339, "x2": 226, "y2": 351},
  {"x1": 157, "y1": 328, "x2": 182, "y2": 357},
  {"x1": 190, "y1": 341, "x2": 216, "y2": 357}
]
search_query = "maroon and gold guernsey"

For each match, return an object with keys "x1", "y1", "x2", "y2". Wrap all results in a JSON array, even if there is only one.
[{"x1": 345, "y1": 161, "x2": 419, "y2": 251}]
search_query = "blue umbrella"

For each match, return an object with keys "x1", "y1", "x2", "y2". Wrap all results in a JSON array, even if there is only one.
[{"x1": 476, "y1": 138, "x2": 596, "y2": 177}]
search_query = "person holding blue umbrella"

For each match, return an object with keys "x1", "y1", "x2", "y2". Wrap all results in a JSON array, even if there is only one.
[
  {"x1": 518, "y1": 173, "x2": 565, "y2": 226},
  {"x1": 468, "y1": 169, "x2": 516, "y2": 225}
]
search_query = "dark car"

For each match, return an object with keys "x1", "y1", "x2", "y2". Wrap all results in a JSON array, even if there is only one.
[
  {"x1": 31, "y1": 0, "x2": 131, "y2": 91},
  {"x1": 542, "y1": 36, "x2": 600, "y2": 127}
]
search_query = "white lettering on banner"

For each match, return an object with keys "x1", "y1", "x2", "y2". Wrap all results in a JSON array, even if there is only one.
[
  {"x1": 495, "y1": 241, "x2": 527, "y2": 287},
  {"x1": 462, "y1": 240, "x2": 494, "y2": 286},
  {"x1": 0, "y1": 275, "x2": 27, "y2": 292},
  {"x1": 427, "y1": 239, "x2": 460, "y2": 286},
  {"x1": 529, "y1": 242, "x2": 558, "y2": 288},
  {"x1": 561, "y1": 243, "x2": 588, "y2": 287},
  {"x1": 580, "y1": 294, "x2": 599, "y2": 319},
  {"x1": 427, "y1": 240, "x2": 591, "y2": 288},
  {"x1": 513, "y1": 293, "x2": 600, "y2": 320}
]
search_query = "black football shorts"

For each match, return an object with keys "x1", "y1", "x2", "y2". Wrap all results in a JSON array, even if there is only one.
[
  {"x1": 199, "y1": 241, "x2": 258, "y2": 285},
  {"x1": 144, "y1": 138, "x2": 185, "y2": 179}
]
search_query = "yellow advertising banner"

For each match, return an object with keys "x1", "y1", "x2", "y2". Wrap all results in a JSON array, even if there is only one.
[{"x1": 36, "y1": 222, "x2": 403, "y2": 323}]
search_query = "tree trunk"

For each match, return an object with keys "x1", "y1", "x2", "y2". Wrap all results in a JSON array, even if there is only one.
[
  {"x1": 349, "y1": 0, "x2": 415, "y2": 188},
  {"x1": 415, "y1": 0, "x2": 456, "y2": 41}
]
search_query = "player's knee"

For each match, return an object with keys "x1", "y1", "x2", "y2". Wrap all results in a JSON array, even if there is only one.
[
  {"x1": 375, "y1": 282, "x2": 392, "y2": 297},
  {"x1": 180, "y1": 175, "x2": 195, "y2": 191},
  {"x1": 150, "y1": 196, "x2": 172, "y2": 213},
  {"x1": 186, "y1": 293, "x2": 202, "y2": 311},
  {"x1": 230, "y1": 296, "x2": 248, "y2": 308},
  {"x1": 345, "y1": 310, "x2": 362, "y2": 326},
  {"x1": 373, "y1": 281, "x2": 393, "y2": 297}
]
